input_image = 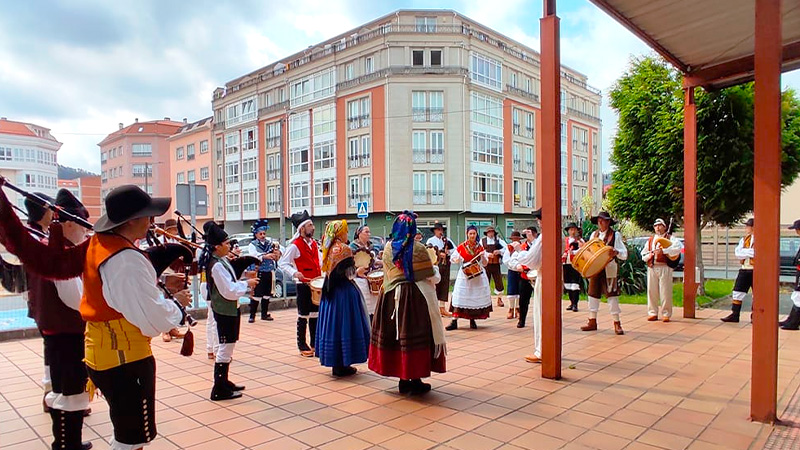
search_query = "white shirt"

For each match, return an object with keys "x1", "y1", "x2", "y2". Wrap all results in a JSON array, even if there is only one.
[
  {"x1": 278, "y1": 238, "x2": 322, "y2": 281},
  {"x1": 641, "y1": 234, "x2": 683, "y2": 263},
  {"x1": 54, "y1": 278, "x2": 83, "y2": 311},
  {"x1": 593, "y1": 230, "x2": 628, "y2": 261},
  {"x1": 482, "y1": 236, "x2": 509, "y2": 259},
  {"x1": 426, "y1": 236, "x2": 455, "y2": 255},
  {"x1": 211, "y1": 259, "x2": 249, "y2": 300},
  {"x1": 248, "y1": 239, "x2": 284, "y2": 261},
  {"x1": 99, "y1": 249, "x2": 184, "y2": 337},
  {"x1": 509, "y1": 235, "x2": 543, "y2": 271},
  {"x1": 735, "y1": 235, "x2": 755, "y2": 260}
]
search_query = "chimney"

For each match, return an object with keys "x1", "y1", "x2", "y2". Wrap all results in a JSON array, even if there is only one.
[
  {"x1": 164, "y1": 117, "x2": 170, "y2": 121},
  {"x1": 118, "y1": 123, "x2": 123, "y2": 130},
  {"x1": 135, "y1": 118, "x2": 139, "y2": 123},
  {"x1": 183, "y1": 118, "x2": 188, "y2": 124}
]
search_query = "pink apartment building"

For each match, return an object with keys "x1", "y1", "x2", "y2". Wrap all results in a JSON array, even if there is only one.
[
  {"x1": 98, "y1": 118, "x2": 184, "y2": 218},
  {"x1": 166, "y1": 117, "x2": 214, "y2": 225},
  {"x1": 57, "y1": 176, "x2": 102, "y2": 221}
]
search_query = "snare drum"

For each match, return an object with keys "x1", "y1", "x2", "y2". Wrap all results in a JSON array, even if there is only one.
[
  {"x1": 367, "y1": 270, "x2": 384, "y2": 295},
  {"x1": 461, "y1": 260, "x2": 484, "y2": 279},
  {"x1": 571, "y1": 238, "x2": 614, "y2": 278},
  {"x1": 309, "y1": 276, "x2": 325, "y2": 305}
]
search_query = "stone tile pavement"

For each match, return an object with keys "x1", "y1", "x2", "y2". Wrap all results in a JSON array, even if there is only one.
[{"x1": 2, "y1": 301, "x2": 800, "y2": 449}]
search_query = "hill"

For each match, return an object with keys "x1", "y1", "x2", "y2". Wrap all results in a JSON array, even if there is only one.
[{"x1": 58, "y1": 165, "x2": 98, "y2": 180}]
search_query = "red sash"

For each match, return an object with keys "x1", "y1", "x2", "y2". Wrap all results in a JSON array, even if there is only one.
[{"x1": 456, "y1": 242, "x2": 484, "y2": 262}]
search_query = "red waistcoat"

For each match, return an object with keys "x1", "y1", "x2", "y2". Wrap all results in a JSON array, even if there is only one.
[{"x1": 293, "y1": 237, "x2": 321, "y2": 278}]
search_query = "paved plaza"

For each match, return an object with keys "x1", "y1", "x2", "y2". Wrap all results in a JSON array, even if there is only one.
[{"x1": 2, "y1": 302, "x2": 800, "y2": 450}]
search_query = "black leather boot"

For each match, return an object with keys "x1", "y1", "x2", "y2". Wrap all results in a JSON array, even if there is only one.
[
  {"x1": 297, "y1": 318, "x2": 311, "y2": 352},
  {"x1": 569, "y1": 291, "x2": 580, "y2": 312},
  {"x1": 469, "y1": 319, "x2": 477, "y2": 329},
  {"x1": 261, "y1": 297, "x2": 272, "y2": 321},
  {"x1": 308, "y1": 318, "x2": 318, "y2": 351},
  {"x1": 248, "y1": 299, "x2": 258, "y2": 323},
  {"x1": 720, "y1": 302, "x2": 742, "y2": 323},
  {"x1": 781, "y1": 306, "x2": 800, "y2": 330},
  {"x1": 50, "y1": 408, "x2": 93, "y2": 450},
  {"x1": 445, "y1": 319, "x2": 457, "y2": 331},
  {"x1": 410, "y1": 378, "x2": 432, "y2": 395},
  {"x1": 211, "y1": 363, "x2": 242, "y2": 401}
]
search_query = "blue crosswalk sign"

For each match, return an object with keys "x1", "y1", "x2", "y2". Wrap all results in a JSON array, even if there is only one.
[{"x1": 357, "y1": 201, "x2": 369, "y2": 219}]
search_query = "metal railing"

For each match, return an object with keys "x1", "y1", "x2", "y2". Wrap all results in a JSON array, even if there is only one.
[
  {"x1": 348, "y1": 154, "x2": 371, "y2": 168},
  {"x1": 413, "y1": 190, "x2": 445, "y2": 205},
  {"x1": 566, "y1": 107, "x2": 600, "y2": 122},
  {"x1": 507, "y1": 85, "x2": 540, "y2": 103},
  {"x1": 412, "y1": 107, "x2": 444, "y2": 122},
  {"x1": 266, "y1": 169, "x2": 281, "y2": 180},
  {"x1": 266, "y1": 137, "x2": 281, "y2": 148},
  {"x1": 347, "y1": 115, "x2": 371, "y2": 130},
  {"x1": 412, "y1": 149, "x2": 444, "y2": 164},
  {"x1": 348, "y1": 193, "x2": 371, "y2": 206}
]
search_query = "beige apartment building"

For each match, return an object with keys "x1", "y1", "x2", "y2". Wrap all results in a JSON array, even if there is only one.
[
  {"x1": 167, "y1": 117, "x2": 214, "y2": 225},
  {"x1": 0, "y1": 118, "x2": 60, "y2": 215},
  {"x1": 211, "y1": 10, "x2": 602, "y2": 239}
]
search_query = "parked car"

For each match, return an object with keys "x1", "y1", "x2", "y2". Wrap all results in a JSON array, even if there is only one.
[
  {"x1": 780, "y1": 237, "x2": 800, "y2": 276},
  {"x1": 227, "y1": 233, "x2": 254, "y2": 254},
  {"x1": 370, "y1": 236, "x2": 385, "y2": 253},
  {"x1": 274, "y1": 269, "x2": 297, "y2": 298}
]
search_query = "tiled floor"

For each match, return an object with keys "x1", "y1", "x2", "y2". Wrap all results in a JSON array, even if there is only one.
[{"x1": 2, "y1": 301, "x2": 800, "y2": 450}]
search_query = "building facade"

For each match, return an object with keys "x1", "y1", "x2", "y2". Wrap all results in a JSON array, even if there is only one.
[
  {"x1": 211, "y1": 10, "x2": 602, "y2": 239},
  {"x1": 98, "y1": 119, "x2": 184, "y2": 218},
  {"x1": 167, "y1": 117, "x2": 214, "y2": 224},
  {"x1": 57, "y1": 176, "x2": 102, "y2": 221},
  {"x1": 0, "y1": 118, "x2": 60, "y2": 216}
]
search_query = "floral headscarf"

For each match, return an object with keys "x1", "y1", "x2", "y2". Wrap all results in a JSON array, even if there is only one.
[
  {"x1": 391, "y1": 211, "x2": 418, "y2": 281},
  {"x1": 321, "y1": 220, "x2": 349, "y2": 273}
]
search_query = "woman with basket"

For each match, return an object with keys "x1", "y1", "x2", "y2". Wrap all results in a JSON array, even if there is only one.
[{"x1": 446, "y1": 225, "x2": 492, "y2": 330}]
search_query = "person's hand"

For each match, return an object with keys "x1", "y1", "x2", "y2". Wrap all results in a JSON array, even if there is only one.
[
  {"x1": 244, "y1": 270, "x2": 258, "y2": 280},
  {"x1": 610, "y1": 249, "x2": 619, "y2": 257},
  {"x1": 493, "y1": 250, "x2": 501, "y2": 256},
  {"x1": 246, "y1": 278, "x2": 259, "y2": 289},
  {"x1": 655, "y1": 247, "x2": 663, "y2": 257},
  {"x1": 294, "y1": 272, "x2": 309, "y2": 283},
  {"x1": 265, "y1": 253, "x2": 278, "y2": 261},
  {"x1": 374, "y1": 260, "x2": 384, "y2": 268},
  {"x1": 174, "y1": 289, "x2": 192, "y2": 308},
  {"x1": 356, "y1": 266, "x2": 368, "y2": 278}
]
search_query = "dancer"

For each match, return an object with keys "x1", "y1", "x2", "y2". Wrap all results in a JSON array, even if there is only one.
[
  {"x1": 502, "y1": 231, "x2": 524, "y2": 319},
  {"x1": 641, "y1": 218, "x2": 682, "y2": 322},
  {"x1": 446, "y1": 225, "x2": 492, "y2": 330},
  {"x1": 481, "y1": 226, "x2": 507, "y2": 306},
  {"x1": 563, "y1": 222, "x2": 585, "y2": 312},
  {"x1": 247, "y1": 219, "x2": 281, "y2": 323},
  {"x1": 581, "y1": 211, "x2": 628, "y2": 335},
  {"x1": 509, "y1": 208, "x2": 544, "y2": 363},
  {"x1": 426, "y1": 222, "x2": 455, "y2": 317}
]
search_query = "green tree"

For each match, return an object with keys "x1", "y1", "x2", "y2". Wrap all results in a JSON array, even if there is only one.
[{"x1": 607, "y1": 55, "x2": 800, "y2": 294}]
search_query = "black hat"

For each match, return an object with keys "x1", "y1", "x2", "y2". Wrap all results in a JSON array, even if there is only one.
[
  {"x1": 564, "y1": 222, "x2": 579, "y2": 232},
  {"x1": 745, "y1": 218, "x2": 754, "y2": 227},
  {"x1": 531, "y1": 208, "x2": 542, "y2": 220},
  {"x1": 591, "y1": 211, "x2": 617, "y2": 226},
  {"x1": 24, "y1": 192, "x2": 53, "y2": 223},
  {"x1": 164, "y1": 218, "x2": 178, "y2": 230},
  {"x1": 94, "y1": 185, "x2": 170, "y2": 233},
  {"x1": 204, "y1": 221, "x2": 229, "y2": 247},
  {"x1": 789, "y1": 219, "x2": 800, "y2": 230},
  {"x1": 431, "y1": 221, "x2": 446, "y2": 231},
  {"x1": 509, "y1": 230, "x2": 522, "y2": 241},
  {"x1": 291, "y1": 210, "x2": 312, "y2": 230},
  {"x1": 55, "y1": 189, "x2": 89, "y2": 222},
  {"x1": 483, "y1": 226, "x2": 496, "y2": 235}
]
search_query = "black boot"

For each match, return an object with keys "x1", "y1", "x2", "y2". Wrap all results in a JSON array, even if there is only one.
[
  {"x1": 332, "y1": 366, "x2": 357, "y2": 377},
  {"x1": 399, "y1": 379, "x2": 412, "y2": 394},
  {"x1": 308, "y1": 318, "x2": 318, "y2": 351},
  {"x1": 720, "y1": 302, "x2": 742, "y2": 323},
  {"x1": 50, "y1": 409, "x2": 93, "y2": 450},
  {"x1": 261, "y1": 298, "x2": 273, "y2": 321},
  {"x1": 225, "y1": 362, "x2": 245, "y2": 392},
  {"x1": 469, "y1": 319, "x2": 477, "y2": 329},
  {"x1": 211, "y1": 363, "x2": 242, "y2": 401},
  {"x1": 248, "y1": 299, "x2": 258, "y2": 323},
  {"x1": 781, "y1": 306, "x2": 800, "y2": 330},
  {"x1": 409, "y1": 378, "x2": 431, "y2": 395},
  {"x1": 297, "y1": 318, "x2": 311, "y2": 352},
  {"x1": 445, "y1": 319, "x2": 458, "y2": 331},
  {"x1": 569, "y1": 291, "x2": 580, "y2": 312}
]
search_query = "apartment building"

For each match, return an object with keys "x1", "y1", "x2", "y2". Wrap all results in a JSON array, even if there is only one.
[
  {"x1": 0, "y1": 118, "x2": 60, "y2": 217},
  {"x1": 167, "y1": 117, "x2": 214, "y2": 224},
  {"x1": 98, "y1": 118, "x2": 184, "y2": 218},
  {"x1": 57, "y1": 176, "x2": 102, "y2": 221},
  {"x1": 211, "y1": 10, "x2": 602, "y2": 238}
]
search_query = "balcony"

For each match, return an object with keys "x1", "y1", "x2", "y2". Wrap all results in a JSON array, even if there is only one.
[
  {"x1": 348, "y1": 193, "x2": 371, "y2": 207},
  {"x1": 413, "y1": 190, "x2": 445, "y2": 205},
  {"x1": 267, "y1": 201, "x2": 280, "y2": 212},
  {"x1": 412, "y1": 149, "x2": 444, "y2": 164},
  {"x1": 525, "y1": 126, "x2": 535, "y2": 139},
  {"x1": 212, "y1": 122, "x2": 225, "y2": 131},
  {"x1": 566, "y1": 107, "x2": 601, "y2": 122},
  {"x1": 347, "y1": 115, "x2": 371, "y2": 131},
  {"x1": 266, "y1": 136, "x2": 281, "y2": 148},
  {"x1": 512, "y1": 123, "x2": 521, "y2": 135},
  {"x1": 266, "y1": 168, "x2": 281, "y2": 180},
  {"x1": 506, "y1": 85, "x2": 540, "y2": 103},
  {"x1": 412, "y1": 107, "x2": 444, "y2": 122},
  {"x1": 337, "y1": 68, "x2": 389, "y2": 91},
  {"x1": 513, "y1": 158, "x2": 521, "y2": 172},
  {"x1": 132, "y1": 171, "x2": 153, "y2": 178},
  {"x1": 348, "y1": 154, "x2": 371, "y2": 169},
  {"x1": 187, "y1": 154, "x2": 195, "y2": 161},
  {"x1": 259, "y1": 100, "x2": 290, "y2": 117},
  {"x1": 525, "y1": 162, "x2": 534, "y2": 173}
]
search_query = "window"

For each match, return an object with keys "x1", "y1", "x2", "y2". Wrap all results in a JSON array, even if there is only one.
[
  {"x1": 512, "y1": 143, "x2": 521, "y2": 171},
  {"x1": 525, "y1": 145, "x2": 534, "y2": 173},
  {"x1": 225, "y1": 161, "x2": 239, "y2": 184},
  {"x1": 412, "y1": 91, "x2": 443, "y2": 122},
  {"x1": 348, "y1": 138, "x2": 360, "y2": 168},
  {"x1": 348, "y1": 176, "x2": 360, "y2": 206},
  {"x1": 413, "y1": 172, "x2": 427, "y2": 204},
  {"x1": 347, "y1": 97, "x2": 370, "y2": 130},
  {"x1": 242, "y1": 188, "x2": 258, "y2": 212},
  {"x1": 525, "y1": 112, "x2": 534, "y2": 138},
  {"x1": 289, "y1": 112, "x2": 310, "y2": 141},
  {"x1": 561, "y1": 149, "x2": 567, "y2": 184},
  {"x1": 132, "y1": 143, "x2": 152, "y2": 156},
  {"x1": 242, "y1": 127, "x2": 257, "y2": 151},
  {"x1": 345, "y1": 63, "x2": 354, "y2": 81},
  {"x1": 101, "y1": 152, "x2": 107, "y2": 164},
  {"x1": 313, "y1": 140, "x2": 335, "y2": 170},
  {"x1": 365, "y1": 56, "x2": 374, "y2": 74},
  {"x1": 525, "y1": 181, "x2": 534, "y2": 207},
  {"x1": 289, "y1": 145, "x2": 309, "y2": 174},
  {"x1": 268, "y1": 187, "x2": 279, "y2": 212},
  {"x1": 561, "y1": 186, "x2": 567, "y2": 215},
  {"x1": 560, "y1": 120, "x2": 567, "y2": 151},
  {"x1": 200, "y1": 167, "x2": 209, "y2": 181},
  {"x1": 513, "y1": 179, "x2": 520, "y2": 204},
  {"x1": 470, "y1": 52, "x2": 502, "y2": 90},
  {"x1": 266, "y1": 121, "x2": 281, "y2": 148},
  {"x1": 313, "y1": 104, "x2": 335, "y2": 135},
  {"x1": 177, "y1": 172, "x2": 185, "y2": 183},
  {"x1": 289, "y1": 68, "x2": 335, "y2": 107},
  {"x1": 592, "y1": 131, "x2": 598, "y2": 155},
  {"x1": 471, "y1": 131, "x2": 503, "y2": 165},
  {"x1": 361, "y1": 175, "x2": 371, "y2": 197},
  {"x1": 216, "y1": 164, "x2": 223, "y2": 185},
  {"x1": 267, "y1": 154, "x2": 279, "y2": 179},
  {"x1": 429, "y1": 91, "x2": 443, "y2": 121},
  {"x1": 512, "y1": 109, "x2": 521, "y2": 135},
  {"x1": 225, "y1": 96, "x2": 257, "y2": 128},
  {"x1": 226, "y1": 192, "x2": 240, "y2": 213},
  {"x1": 186, "y1": 143, "x2": 195, "y2": 160},
  {"x1": 360, "y1": 135, "x2": 371, "y2": 166},
  {"x1": 187, "y1": 170, "x2": 196, "y2": 183},
  {"x1": 132, "y1": 164, "x2": 152, "y2": 178},
  {"x1": 581, "y1": 157, "x2": 588, "y2": 181},
  {"x1": 314, "y1": 178, "x2": 335, "y2": 206},
  {"x1": 471, "y1": 92, "x2": 503, "y2": 128},
  {"x1": 560, "y1": 91, "x2": 567, "y2": 114},
  {"x1": 430, "y1": 130, "x2": 444, "y2": 163},
  {"x1": 242, "y1": 157, "x2": 257, "y2": 181},
  {"x1": 290, "y1": 181, "x2": 310, "y2": 209},
  {"x1": 415, "y1": 16, "x2": 436, "y2": 32},
  {"x1": 472, "y1": 172, "x2": 503, "y2": 203},
  {"x1": 412, "y1": 50, "x2": 424, "y2": 66},
  {"x1": 217, "y1": 193, "x2": 223, "y2": 216},
  {"x1": 572, "y1": 155, "x2": 579, "y2": 180},
  {"x1": 431, "y1": 172, "x2": 444, "y2": 204},
  {"x1": 200, "y1": 140, "x2": 209, "y2": 154},
  {"x1": 225, "y1": 132, "x2": 239, "y2": 155},
  {"x1": 215, "y1": 137, "x2": 223, "y2": 160},
  {"x1": 430, "y1": 50, "x2": 442, "y2": 67}
]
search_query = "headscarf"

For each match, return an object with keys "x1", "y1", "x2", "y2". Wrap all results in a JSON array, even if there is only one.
[
  {"x1": 321, "y1": 219, "x2": 349, "y2": 273},
  {"x1": 353, "y1": 225, "x2": 367, "y2": 242},
  {"x1": 391, "y1": 210, "x2": 418, "y2": 281}
]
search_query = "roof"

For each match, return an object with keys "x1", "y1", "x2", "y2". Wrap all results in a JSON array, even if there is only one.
[
  {"x1": 589, "y1": 0, "x2": 800, "y2": 90},
  {"x1": 58, "y1": 180, "x2": 79, "y2": 187},
  {"x1": 0, "y1": 118, "x2": 59, "y2": 142},
  {"x1": 98, "y1": 119, "x2": 185, "y2": 146},
  {"x1": 169, "y1": 117, "x2": 213, "y2": 140}
]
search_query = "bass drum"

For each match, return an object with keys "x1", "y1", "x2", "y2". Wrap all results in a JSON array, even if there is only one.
[{"x1": 571, "y1": 238, "x2": 614, "y2": 278}]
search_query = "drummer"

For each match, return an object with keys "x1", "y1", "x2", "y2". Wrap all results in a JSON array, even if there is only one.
[
  {"x1": 641, "y1": 218, "x2": 682, "y2": 322},
  {"x1": 446, "y1": 225, "x2": 492, "y2": 330},
  {"x1": 350, "y1": 225, "x2": 383, "y2": 320},
  {"x1": 581, "y1": 211, "x2": 628, "y2": 335}
]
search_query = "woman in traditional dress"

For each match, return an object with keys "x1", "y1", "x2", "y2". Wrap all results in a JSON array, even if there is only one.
[
  {"x1": 446, "y1": 225, "x2": 492, "y2": 330},
  {"x1": 369, "y1": 211, "x2": 446, "y2": 395},
  {"x1": 315, "y1": 220, "x2": 371, "y2": 377},
  {"x1": 350, "y1": 225, "x2": 383, "y2": 321}
]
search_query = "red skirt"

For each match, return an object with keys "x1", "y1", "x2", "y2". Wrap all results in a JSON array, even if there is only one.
[{"x1": 368, "y1": 282, "x2": 445, "y2": 380}]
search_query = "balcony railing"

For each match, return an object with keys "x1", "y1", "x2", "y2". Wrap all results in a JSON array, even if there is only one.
[
  {"x1": 412, "y1": 149, "x2": 444, "y2": 164},
  {"x1": 412, "y1": 107, "x2": 444, "y2": 122},
  {"x1": 267, "y1": 201, "x2": 280, "y2": 212},
  {"x1": 259, "y1": 100, "x2": 290, "y2": 118},
  {"x1": 266, "y1": 136, "x2": 281, "y2": 148},
  {"x1": 266, "y1": 169, "x2": 281, "y2": 180},
  {"x1": 512, "y1": 123, "x2": 521, "y2": 135},
  {"x1": 337, "y1": 68, "x2": 389, "y2": 90},
  {"x1": 348, "y1": 154, "x2": 371, "y2": 169},
  {"x1": 507, "y1": 85, "x2": 540, "y2": 103},
  {"x1": 347, "y1": 115, "x2": 371, "y2": 130},
  {"x1": 413, "y1": 190, "x2": 445, "y2": 205},
  {"x1": 525, "y1": 126, "x2": 535, "y2": 139},
  {"x1": 132, "y1": 171, "x2": 153, "y2": 178},
  {"x1": 566, "y1": 107, "x2": 600, "y2": 122},
  {"x1": 187, "y1": 154, "x2": 195, "y2": 161},
  {"x1": 513, "y1": 158, "x2": 521, "y2": 172},
  {"x1": 524, "y1": 162, "x2": 534, "y2": 173},
  {"x1": 348, "y1": 193, "x2": 371, "y2": 207}
]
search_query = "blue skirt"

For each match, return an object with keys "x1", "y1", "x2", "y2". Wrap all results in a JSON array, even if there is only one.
[{"x1": 315, "y1": 281, "x2": 371, "y2": 368}]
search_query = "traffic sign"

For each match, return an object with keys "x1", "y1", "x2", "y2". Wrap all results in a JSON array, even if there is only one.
[{"x1": 357, "y1": 201, "x2": 369, "y2": 219}]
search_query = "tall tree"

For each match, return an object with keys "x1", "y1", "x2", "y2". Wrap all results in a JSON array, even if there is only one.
[{"x1": 607, "y1": 56, "x2": 800, "y2": 294}]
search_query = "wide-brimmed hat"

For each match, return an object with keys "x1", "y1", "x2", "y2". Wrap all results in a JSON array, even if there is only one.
[
  {"x1": 431, "y1": 221, "x2": 446, "y2": 231},
  {"x1": 94, "y1": 185, "x2": 170, "y2": 233},
  {"x1": 55, "y1": 189, "x2": 89, "y2": 222},
  {"x1": 789, "y1": 219, "x2": 800, "y2": 230},
  {"x1": 483, "y1": 226, "x2": 496, "y2": 235},
  {"x1": 653, "y1": 218, "x2": 666, "y2": 228},
  {"x1": 564, "y1": 222, "x2": 579, "y2": 232},
  {"x1": 164, "y1": 218, "x2": 178, "y2": 230},
  {"x1": 590, "y1": 211, "x2": 617, "y2": 226},
  {"x1": 509, "y1": 231, "x2": 522, "y2": 241},
  {"x1": 745, "y1": 218, "x2": 754, "y2": 227},
  {"x1": 531, "y1": 208, "x2": 542, "y2": 220}
]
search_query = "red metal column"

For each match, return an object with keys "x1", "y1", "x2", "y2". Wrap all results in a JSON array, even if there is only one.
[
  {"x1": 751, "y1": 0, "x2": 781, "y2": 424},
  {"x1": 540, "y1": 0, "x2": 562, "y2": 380},
  {"x1": 683, "y1": 86, "x2": 697, "y2": 319}
]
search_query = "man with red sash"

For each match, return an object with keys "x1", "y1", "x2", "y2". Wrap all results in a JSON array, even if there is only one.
[
  {"x1": 562, "y1": 222, "x2": 584, "y2": 313},
  {"x1": 278, "y1": 210, "x2": 320, "y2": 357},
  {"x1": 581, "y1": 211, "x2": 627, "y2": 335}
]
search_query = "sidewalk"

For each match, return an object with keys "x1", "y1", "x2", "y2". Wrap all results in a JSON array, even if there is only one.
[{"x1": 2, "y1": 301, "x2": 800, "y2": 449}]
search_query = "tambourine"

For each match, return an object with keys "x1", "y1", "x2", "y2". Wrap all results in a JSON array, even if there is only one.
[{"x1": 353, "y1": 248, "x2": 374, "y2": 269}]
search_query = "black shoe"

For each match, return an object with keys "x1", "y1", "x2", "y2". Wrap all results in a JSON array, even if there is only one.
[
  {"x1": 399, "y1": 379, "x2": 412, "y2": 394},
  {"x1": 781, "y1": 306, "x2": 800, "y2": 330},
  {"x1": 262, "y1": 314, "x2": 273, "y2": 321},
  {"x1": 445, "y1": 319, "x2": 457, "y2": 331},
  {"x1": 332, "y1": 366, "x2": 358, "y2": 377},
  {"x1": 566, "y1": 305, "x2": 574, "y2": 311},
  {"x1": 81, "y1": 442, "x2": 93, "y2": 450},
  {"x1": 409, "y1": 379, "x2": 431, "y2": 395},
  {"x1": 211, "y1": 363, "x2": 243, "y2": 401},
  {"x1": 469, "y1": 319, "x2": 477, "y2": 329},
  {"x1": 248, "y1": 316, "x2": 255, "y2": 323},
  {"x1": 297, "y1": 318, "x2": 311, "y2": 352},
  {"x1": 83, "y1": 408, "x2": 91, "y2": 417},
  {"x1": 516, "y1": 321, "x2": 525, "y2": 328},
  {"x1": 721, "y1": 303, "x2": 742, "y2": 323},
  {"x1": 226, "y1": 380, "x2": 245, "y2": 392}
]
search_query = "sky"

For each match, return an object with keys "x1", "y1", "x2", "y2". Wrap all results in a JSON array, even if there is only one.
[{"x1": 1, "y1": 0, "x2": 799, "y2": 175}]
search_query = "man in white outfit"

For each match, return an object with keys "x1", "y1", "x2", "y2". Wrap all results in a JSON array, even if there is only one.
[
  {"x1": 508, "y1": 208, "x2": 544, "y2": 363},
  {"x1": 641, "y1": 218, "x2": 682, "y2": 322},
  {"x1": 581, "y1": 212, "x2": 628, "y2": 335}
]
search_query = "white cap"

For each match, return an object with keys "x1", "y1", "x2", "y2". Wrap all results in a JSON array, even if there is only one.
[{"x1": 653, "y1": 218, "x2": 667, "y2": 227}]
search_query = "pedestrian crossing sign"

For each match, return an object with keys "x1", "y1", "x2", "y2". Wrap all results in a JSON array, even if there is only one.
[{"x1": 357, "y1": 201, "x2": 369, "y2": 219}]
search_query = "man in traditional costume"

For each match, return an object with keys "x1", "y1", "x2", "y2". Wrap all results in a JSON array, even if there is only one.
[
  {"x1": 481, "y1": 226, "x2": 507, "y2": 306},
  {"x1": 781, "y1": 219, "x2": 800, "y2": 330},
  {"x1": 641, "y1": 218, "x2": 682, "y2": 322},
  {"x1": 721, "y1": 218, "x2": 755, "y2": 323},
  {"x1": 446, "y1": 225, "x2": 492, "y2": 330},
  {"x1": 563, "y1": 222, "x2": 585, "y2": 313},
  {"x1": 581, "y1": 211, "x2": 628, "y2": 335},
  {"x1": 247, "y1": 219, "x2": 281, "y2": 322},
  {"x1": 369, "y1": 211, "x2": 445, "y2": 395},
  {"x1": 509, "y1": 208, "x2": 544, "y2": 363},
  {"x1": 502, "y1": 231, "x2": 524, "y2": 319},
  {"x1": 516, "y1": 218, "x2": 542, "y2": 328},
  {"x1": 350, "y1": 225, "x2": 383, "y2": 320},
  {"x1": 278, "y1": 210, "x2": 320, "y2": 357},
  {"x1": 426, "y1": 222, "x2": 455, "y2": 317}
]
